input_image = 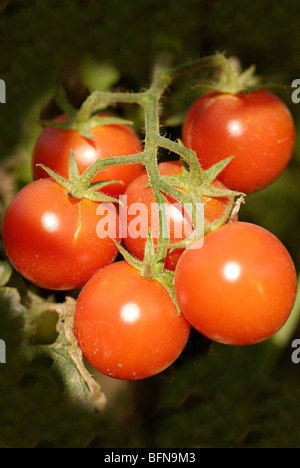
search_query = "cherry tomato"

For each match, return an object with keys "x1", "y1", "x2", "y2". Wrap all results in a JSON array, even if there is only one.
[
  {"x1": 74, "y1": 261, "x2": 191, "y2": 380},
  {"x1": 32, "y1": 115, "x2": 144, "y2": 197},
  {"x1": 2, "y1": 178, "x2": 120, "y2": 290},
  {"x1": 122, "y1": 161, "x2": 235, "y2": 270},
  {"x1": 182, "y1": 90, "x2": 295, "y2": 193},
  {"x1": 182, "y1": 92, "x2": 218, "y2": 148},
  {"x1": 174, "y1": 222, "x2": 297, "y2": 346}
]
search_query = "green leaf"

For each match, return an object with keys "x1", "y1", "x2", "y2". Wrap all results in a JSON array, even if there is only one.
[
  {"x1": 24, "y1": 296, "x2": 107, "y2": 412},
  {"x1": 0, "y1": 287, "x2": 26, "y2": 318},
  {"x1": 50, "y1": 343, "x2": 92, "y2": 409},
  {"x1": 0, "y1": 261, "x2": 13, "y2": 287}
]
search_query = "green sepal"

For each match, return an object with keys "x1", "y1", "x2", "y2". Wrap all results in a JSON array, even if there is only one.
[
  {"x1": 38, "y1": 112, "x2": 134, "y2": 141},
  {"x1": 157, "y1": 230, "x2": 199, "y2": 253},
  {"x1": 88, "y1": 115, "x2": 133, "y2": 128},
  {"x1": 143, "y1": 229, "x2": 156, "y2": 266},
  {"x1": 112, "y1": 239, "x2": 144, "y2": 272},
  {"x1": 82, "y1": 187, "x2": 122, "y2": 204},
  {"x1": 74, "y1": 121, "x2": 94, "y2": 140},
  {"x1": 112, "y1": 235, "x2": 181, "y2": 314},
  {"x1": 156, "y1": 268, "x2": 181, "y2": 315},
  {"x1": 74, "y1": 115, "x2": 134, "y2": 140},
  {"x1": 159, "y1": 175, "x2": 189, "y2": 191},
  {"x1": 36, "y1": 163, "x2": 72, "y2": 191},
  {"x1": 202, "y1": 156, "x2": 234, "y2": 183},
  {"x1": 191, "y1": 60, "x2": 283, "y2": 96},
  {"x1": 200, "y1": 157, "x2": 245, "y2": 200},
  {"x1": 37, "y1": 119, "x2": 73, "y2": 131},
  {"x1": 192, "y1": 61, "x2": 261, "y2": 95},
  {"x1": 36, "y1": 152, "x2": 124, "y2": 205},
  {"x1": 55, "y1": 96, "x2": 78, "y2": 121},
  {"x1": 160, "y1": 155, "x2": 243, "y2": 200},
  {"x1": 68, "y1": 151, "x2": 80, "y2": 181}
]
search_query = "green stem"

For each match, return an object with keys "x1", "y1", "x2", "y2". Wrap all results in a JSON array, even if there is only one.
[
  {"x1": 142, "y1": 90, "x2": 170, "y2": 275},
  {"x1": 157, "y1": 136, "x2": 203, "y2": 185},
  {"x1": 77, "y1": 90, "x2": 146, "y2": 122},
  {"x1": 165, "y1": 53, "x2": 241, "y2": 93},
  {"x1": 78, "y1": 152, "x2": 145, "y2": 190}
]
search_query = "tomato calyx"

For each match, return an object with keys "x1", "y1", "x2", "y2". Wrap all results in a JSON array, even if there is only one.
[
  {"x1": 37, "y1": 151, "x2": 123, "y2": 204},
  {"x1": 191, "y1": 55, "x2": 281, "y2": 96},
  {"x1": 159, "y1": 155, "x2": 245, "y2": 236},
  {"x1": 113, "y1": 233, "x2": 180, "y2": 314},
  {"x1": 194, "y1": 61, "x2": 259, "y2": 95},
  {"x1": 38, "y1": 96, "x2": 133, "y2": 141}
]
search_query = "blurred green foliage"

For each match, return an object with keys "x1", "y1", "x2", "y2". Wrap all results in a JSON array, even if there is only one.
[{"x1": 1, "y1": 0, "x2": 300, "y2": 448}]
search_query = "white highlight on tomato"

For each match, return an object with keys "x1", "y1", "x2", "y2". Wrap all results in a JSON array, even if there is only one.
[
  {"x1": 41, "y1": 211, "x2": 60, "y2": 232},
  {"x1": 120, "y1": 302, "x2": 141, "y2": 324},
  {"x1": 81, "y1": 148, "x2": 96, "y2": 163},
  {"x1": 227, "y1": 120, "x2": 244, "y2": 137},
  {"x1": 223, "y1": 261, "x2": 241, "y2": 282}
]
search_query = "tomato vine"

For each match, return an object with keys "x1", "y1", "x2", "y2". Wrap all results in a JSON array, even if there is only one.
[{"x1": 1, "y1": 53, "x2": 297, "y2": 411}]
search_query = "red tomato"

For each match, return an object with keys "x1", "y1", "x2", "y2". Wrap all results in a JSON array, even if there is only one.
[
  {"x1": 174, "y1": 222, "x2": 297, "y2": 345},
  {"x1": 122, "y1": 161, "x2": 235, "y2": 270},
  {"x1": 32, "y1": 115, "x2": 144, "y2": 197},
  {"x1": 74, "y1": 261, "x2": 190, "y2": 380},
  {"x1": 182, "y1": 90, "x2": 295, "y2": 193},
  {"x1": 2, "y1": 178, "x2": 120, "y2": 290},
  {"x1": 182, "y1": 92, "x2": 218, "y2": 148}
]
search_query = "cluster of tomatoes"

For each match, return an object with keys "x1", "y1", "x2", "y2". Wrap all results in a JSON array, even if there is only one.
[{"x1": 2, "y1": 87, "x2": 298, "y2": 381}]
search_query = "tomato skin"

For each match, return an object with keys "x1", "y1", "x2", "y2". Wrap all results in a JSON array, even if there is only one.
[
  {"x1": 2, "y1": 178, "x2": 120, "y2": 290},
  {"x1": 123, "y1": 161, "x2": 235, "y2": 270},
  {"x1": 174, "y1": 222, "x2": 297, "y2": 346},
  {"x1": 74, "y1": 261, "x2": 190, "y2": 380},
  {"x1": 32, "y1": 115, "x2": 144, "y2": 197},
  {"x1": 182, "y1": 92, "x2": 218, "y2": 149},
  {"x1": 183, "y1": 90, "x2": 295, "y2": 193}
]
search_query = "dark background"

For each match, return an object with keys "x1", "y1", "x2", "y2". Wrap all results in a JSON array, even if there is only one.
[{"x1": 0, "y1": 0, "x2": 300, "y2": 448}]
